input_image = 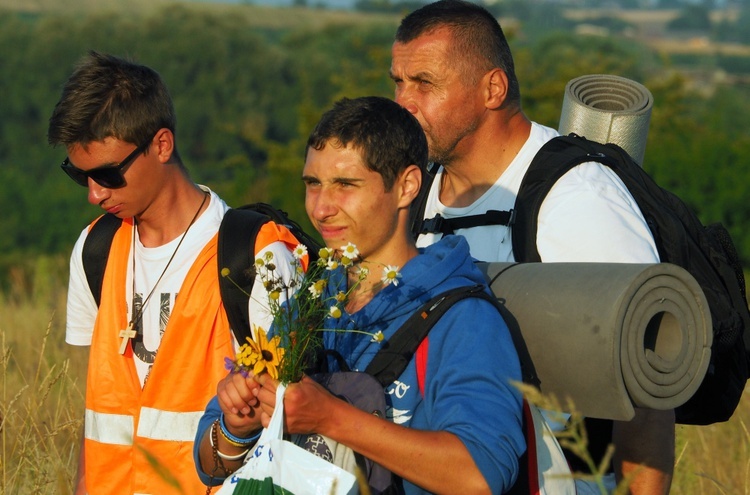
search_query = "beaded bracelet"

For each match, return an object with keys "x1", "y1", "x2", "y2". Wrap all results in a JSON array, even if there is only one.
[
  {"x1": 219, "y1": 413, "x2": 262, "y2": 448},
  {"x1": 210, "y1": 420, "x2": 250, "y2": 461},
  {"x1": 209, "y1": 420, "x2": 230, "y2": 480}
]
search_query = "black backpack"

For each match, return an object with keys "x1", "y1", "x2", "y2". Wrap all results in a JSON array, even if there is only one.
[
  {"x1": 82, "y1": 202, "x2": 322, "y2": 346},
  {"x1": 412, "y1": 133, "x2": 750, "y2": 426},
  {"x1": 216, "y1": 203, "x2": 322, "y2": 342}
]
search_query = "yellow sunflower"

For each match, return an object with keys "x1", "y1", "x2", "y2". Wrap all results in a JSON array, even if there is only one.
[{"x1": 244, "y1": 326, "x2": 285, "y2": 380}]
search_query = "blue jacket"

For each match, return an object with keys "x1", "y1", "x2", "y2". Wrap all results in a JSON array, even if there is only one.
[{"x1": 195, "y1": 235, "x2": 524, "y2": 493}]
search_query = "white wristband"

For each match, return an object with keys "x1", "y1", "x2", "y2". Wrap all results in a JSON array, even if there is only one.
[{"x1": 210, "y1": 421, "x2": 250, "y2": 461}]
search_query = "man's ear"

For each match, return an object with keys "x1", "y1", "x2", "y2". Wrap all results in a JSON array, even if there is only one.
[
  {"x1": 486, "y1": 68, "x2": 509, "y2": 110},
  {"x1": 154, "y1": 128, "x2": 175, "y2": 164},
  {"x1": 398, "y1": 164, "x2": 422, "y2": 209}
]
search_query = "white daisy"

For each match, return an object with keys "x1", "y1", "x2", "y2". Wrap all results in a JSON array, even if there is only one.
[
  {"x1": 293, "y1": 244, "x2": 308, "y2": 260},
  {"x1": 381, "y1": 265, "x2": 402, "y2": 287},
  {"x1": 339, "y1": 242, "x2": 360, "y2": 259}
]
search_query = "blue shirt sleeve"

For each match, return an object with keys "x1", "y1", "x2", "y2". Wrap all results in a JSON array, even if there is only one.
[
  {"x1": 415, "y1": 296, "x2": 525, "y2": 494},
  {"x1": 193, "y1": 395, "x2": 224, "y2": 486}
]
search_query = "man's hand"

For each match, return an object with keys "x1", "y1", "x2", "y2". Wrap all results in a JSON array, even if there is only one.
[
  {"x1": 254, "y1": 374, "x2": 336, "y2": 435},
  {"x1": 217, "y1": 371, "x2": 264, "y2": 437}
]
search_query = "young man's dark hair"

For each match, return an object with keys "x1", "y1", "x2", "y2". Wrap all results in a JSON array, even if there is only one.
[
  {"x1": 48, "y1": 51, "x2": 178, "y2": 158},
  {"x1": 307, "y1": 96, "x2": 428, "y2": 190}
]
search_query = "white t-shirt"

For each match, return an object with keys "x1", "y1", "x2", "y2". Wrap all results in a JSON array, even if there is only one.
[
  {"x1": 416, "y1": 122, "x2": 659, "y2": 264},
  {"x1": 66, "y1": 187, "x2": 297, "y2": 386}
]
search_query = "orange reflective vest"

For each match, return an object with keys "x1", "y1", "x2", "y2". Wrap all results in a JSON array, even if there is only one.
[{"x1": 83, "y1": 216, "x2": 299, "y2": 495}]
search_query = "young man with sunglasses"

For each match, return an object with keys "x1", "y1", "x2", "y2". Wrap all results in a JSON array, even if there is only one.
[{"x1": 48, "y1": 51, "x2": 300, "y2": 495}]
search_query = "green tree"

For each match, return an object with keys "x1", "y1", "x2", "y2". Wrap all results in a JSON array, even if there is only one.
[
  {"x1": 1, "y1": 3, "x2": 750, "y2": 276},
  {"x1": 667, "y1": 5, "x2": 712, "y2": 31}
]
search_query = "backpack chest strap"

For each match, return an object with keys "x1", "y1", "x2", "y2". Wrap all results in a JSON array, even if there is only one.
[{"x1": 418, "y1": 209, "x2": 515, "y2": 236}]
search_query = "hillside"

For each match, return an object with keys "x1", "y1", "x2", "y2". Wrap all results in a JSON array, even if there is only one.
[
  {"x1": 566, "y1": 7, "x2": 750, "y2": 56},
  {"x1": 0, "y1": 0, "x2": 748, "y2": 272},
  {"x1": 3, "y1": 0, "x2": 747, "y2": 58},
  {"x1": 0, "y1": 0, "x2": 399, "y2": 27}
]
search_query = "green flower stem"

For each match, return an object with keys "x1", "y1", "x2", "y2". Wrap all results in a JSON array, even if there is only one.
[
  {"x1": 317, "y1": 327, "x2": 383, "y2": 341},
  {"x1": 224, "y1": 244, "x2": 393, "y2": 385}
]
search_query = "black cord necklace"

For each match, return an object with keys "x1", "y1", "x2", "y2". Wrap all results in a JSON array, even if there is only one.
[{"x1": 118, "y1": 191, "x2": 209, "y2": 356}]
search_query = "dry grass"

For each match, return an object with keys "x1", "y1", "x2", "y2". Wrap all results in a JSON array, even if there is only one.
[
  {"x1": 522, "y1": 364, "x2": 750, "y2": 493},
  {"x1": 673, "y1": 392, "x2": 750, "y2": 494},
  {"x1": 0, "y1": 269, "x2": 86, "y2": 495}
]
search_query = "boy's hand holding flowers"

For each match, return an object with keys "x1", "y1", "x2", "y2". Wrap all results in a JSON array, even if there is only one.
[
  {"x1": 216, "y1": 370, "x2": 264, "y2": 440},
  {"x1": 216, "y1": 242, "x2": 399, "y2": 444}
]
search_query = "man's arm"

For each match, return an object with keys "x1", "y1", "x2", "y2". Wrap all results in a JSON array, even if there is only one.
[
  {"x1": 66, "y1": 228, "x2": 97, "y2": 494},
  {"x1": 195, "y1": 373, "x2": 264, "y2": 485},
  {"x1": 66, "y1": 227, "x2": 100, "y2": 346},
  {"x1": 256, "y1": 375, "x2": 493, "y2": 495},
  {"x1": 613, "y1": 409, "x2": 674, "y2": 494}
]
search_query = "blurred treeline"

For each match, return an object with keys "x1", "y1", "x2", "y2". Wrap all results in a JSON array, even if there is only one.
[{"x1": 1, "y1": 2, "x2": 750, "y2": 293}]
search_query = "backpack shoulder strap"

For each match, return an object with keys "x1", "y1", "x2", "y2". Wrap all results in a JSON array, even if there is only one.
[
  {"x1": 82, "y1": 213, "x2": 123, "y2": 307},
  {"x1": 364, "y1": 284, "x2": 492, "y2": 387},
  {"x1": 409, "y1": 162, "x2": 439, "y2": 240},
  {"x1": 512, "y1": 134, "x2": 618, "y2": 262},
  {"x1": 217, "y1": 207, "x2": 273, "y2": 345},
  {"x1": 82, "y1": 205, "x2": 291, "y2": 346}
]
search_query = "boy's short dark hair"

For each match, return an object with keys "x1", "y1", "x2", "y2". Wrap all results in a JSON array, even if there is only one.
[
  {"x1": 306, "y1": 96, "x2": 427, "y2": 190},
  {"x1": 48, "y1": 51, "x2": 177, "y2": 149}
]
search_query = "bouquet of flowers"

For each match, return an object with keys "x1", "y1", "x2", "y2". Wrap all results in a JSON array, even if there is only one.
[{"x1": 223, "y1": 243, "x2": 399, "y2": 384}]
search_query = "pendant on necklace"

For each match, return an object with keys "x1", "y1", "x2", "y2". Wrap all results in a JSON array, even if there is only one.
[{"x1": 119, "y1": 322, "x2": 137, "y2": 355}]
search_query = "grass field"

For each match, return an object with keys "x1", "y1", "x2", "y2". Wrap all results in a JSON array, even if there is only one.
[
  {"x1": 1, "y1": 260, "x2": 749, "y2": 494},
  {"x1": 673, "y1": 404, "x2": 750, "y2": 494},
  {"x1": 1, "y1": 286, "x2": 83, "y2": 494}
]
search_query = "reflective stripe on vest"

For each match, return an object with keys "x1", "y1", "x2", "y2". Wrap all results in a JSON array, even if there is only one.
[
  {"x1": 84, "y1": 408, "x2": 204, "y2": 445},
  {"x1": 137, "y1": 407, "x2": 204, "y2": 442},
  {"x1": 85, "y1": 409, "x2": 134, "y2": 446}
]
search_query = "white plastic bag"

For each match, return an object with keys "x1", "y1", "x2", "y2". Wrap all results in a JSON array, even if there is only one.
[{"x1": 217, "y1": 383, "x2": 358, "y2": 495}]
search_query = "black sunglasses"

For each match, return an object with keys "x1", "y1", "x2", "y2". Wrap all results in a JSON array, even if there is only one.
[{"x1": 60, "y1": 135, "x2": 154, "y2": 189}]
